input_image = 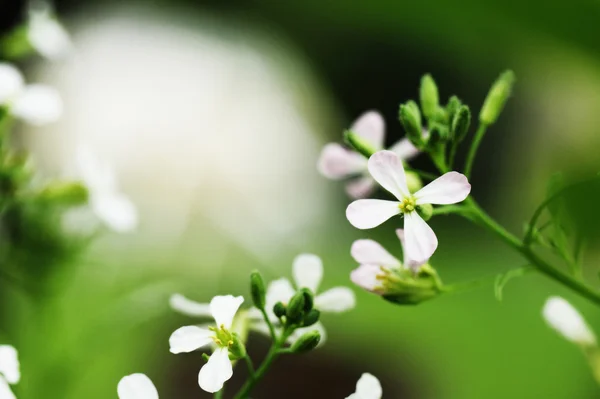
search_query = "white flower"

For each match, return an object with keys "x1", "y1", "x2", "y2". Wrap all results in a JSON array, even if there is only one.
[
  {"x1": 169, "y1": 295, "x2": 244, "y2": 393},
  {"x1": 318, "y1": 111, "x2": 420, "y2": 199},
  {"x1": 346, "y1": 150, "x2": 470, "y2": 263},
  {"x1": 0, "y1": 62, "x2": 62, "y2": 126},
  {"x1": 543, "y1": 296, "x2": 596, "y2": 346},
  {"x1": 346, "y1": 373, "x2": 382, "y2": 399},
  {"x1": 72, "y1": 146, "x2": 138, "y2": 233},
  {"x1": 27, "y1": 2, "x2": 72, "y2": 60},
  {"x1": 117, "y1": 373, "x2": 159, "y2": 399},
  {"x1": 249, "y1": 254, "x2": 356, "y2": 345},
  {"x1": 0, "y1": 345, "x2": 20, "y2": 399}
]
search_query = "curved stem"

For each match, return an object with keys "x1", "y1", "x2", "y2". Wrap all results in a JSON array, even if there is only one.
[{"x1": 463, "y1": 123, "x2": 488, "y2": 178}]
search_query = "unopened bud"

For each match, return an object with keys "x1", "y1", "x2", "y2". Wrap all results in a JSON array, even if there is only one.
[
  {"x1": 302, "y1": 309, "x2": 320, "y2": 327},
  {"x1": 273, "y1": 302, "x2": 286, "y2": 319},
  {"x1": 420, "y1": 74, "x2": 439, "y2": 119},
  {"x1": 290, "y1": 330, "x2": 321, "y2": 353},
  {"x1": 40, "y1": 182, "x2": 88, "y2": 205},
  {"x1": 228, "y1": 332, "x2": 247, "y2": 359},
  {"x1": 381, "y1": 264, "x2": 443, "y2": 305},
  {"x1": 417, "y1": 203, "x2": 433, "y2": 221},
  {"x1": 427, "y1": 123, "x2": 448, "y2": 147},
  {"x1": 286, "y1": 291, "x2": 306, "y2": 323},
  {"x1": 398, "y1": 101, "x2": 423, "y2": 147},
  {"x1": 480, "y1": 70, "x2": 515, "y2": 125},
  {"x1": 446, "y1": 95, "x2": 462, "y2": 125},
  {"x1": 343, "y1": 130, "x2": 375, "y2": 159},
  {"x1": 250, "y1": 270, "x2": 266, "y2": 310},
  {"x1": 451, "y1": 105, "x2": 471, "y2": 142},
  {"x1": 298, "y1": 288, "x2": 314, "y2": 312},
  {"x1": 405, "y1": 171, "x2": 423, "y2": 193}
]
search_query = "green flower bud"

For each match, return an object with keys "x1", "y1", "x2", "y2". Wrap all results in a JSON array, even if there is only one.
[
  {"x1": 273, "y1": 302, "x2": 286, "y2": 319},
  {"x1": 40, "y1": 182, "x2": 89, "y2": 205},
  {"x1": 405, "y1": 170, "x2": 423, "y2": 193},
  {"x1": 480, "y1": 70, "x2": 515, "y2": 125},
  {"x1": 302, "y1": 309, "x2": 320, "y2": 327},
  {"x1": 451, "y1": 105, "x2": 471, "y2": 142},
  {"x1": 298, "y1": 288, "x2": 314, "y2": 312},
  {"x1": 286, "y1": 291, "x2": 306, "y2": 323},
  {"x1": 446, "y1": 95, "x2": 462, "y2": 125},
  {"x1": 290, "y1": 330, "x2": 321, "y2": 353},
  {"x1": 228, "y1": 332, "x2": 247, "y2": 359},
  {"x1": 343, "y1": 130, "x2": 376, "y2": 159},
  {"x1": 427, "y1": 122, "x2": 448, "y2": 147},
  {"x1": 417, "y1": 203, "x2": 433, "y2": 221},
  {"x1": 398, "y1": 101, "x2": 423, "y2": 147},
  {"x1": 381, "y1": 264, "x2": 443, "y2": 305},
  {"x1": 249, "y1": 270, "x2": 266, "y2": 310},
  {"x1": 420, "y1": 74, "x2": 439, "y2": 119}
]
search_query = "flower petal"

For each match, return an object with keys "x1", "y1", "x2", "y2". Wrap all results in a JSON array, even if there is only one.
[
  {"x1": 169, "y1": 293, "x2": 212, "y2": 317},
  {"x1": 388, "y1": 138, "x2": 420, "y2": 161},
  {"x1": 403, "y1": 212, "x2": 438, "y2": 264},
  {"x1": 169, "y1": 326, "x2": 213, "y2": 354},
  {"x1": 345, "y1": 176, "x2": 376, "y2": 199},
  {"x1": 351, "y1": 111, "x2": 385, "y2": 150},
  {"x1": 0, "y1": 63, "x2": 24, "y2": 105},
  {"x1": 367, "y1": 150, "x2": 409, "y2": 200},
  {"x1": 0, "y1": 346, "x2": 19, "y2": 385},
  {"x1": 396, "y1": 229, "x2": 427, "y2": 271},
  {"x1": 350, "y1": 239, "x2": 401, "y2": 268},
  {"x1": 117, "y1": 373, "x2": 159, "y2": 399},
  {"x1": 0, "y1": 377, "x2": 15, "y2": 399},
  {"x1": 315, "y1": 287, "x2": 356, "y2": 312},
  {"x1": 210, "y1": 295, "x2": 244, "y2": 330},
  {"x1": 92, "y1": 193, "x2": 138, "y2": 233},
  {"x1": 293, "y1": 253, "x2": 323, "y2": 293},
  {"x1": 350, "y1": 264, "x2": 384, "y2": 294},
  {"x1": 11, "y1": 84, "x2": 63, "y2": 125},
  {"x1": 543, "y1": 296, "x2": 596, "y2": 346},
  {"x1": 28, "y1": 7, "x2": 72, "y2": 60},
  {"x1": 414, "y1": 171, "x2": 470, "y2": 205},
  {"x1": 317, "y1": 143, "x2": 367, "y2": 179},
  {"x1": 355, "y1": 373, "x2": 383, "y2": 399},
  {"x1": 198, "y1": 347, "x2": 233, "y2": 393},
  {"x1": 346, "y1": 199, "x2": 400, "y2": 229}
]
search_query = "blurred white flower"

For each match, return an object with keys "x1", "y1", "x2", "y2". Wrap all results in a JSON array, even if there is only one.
[
  {"x1": 318, "y1": 111, "x2": 419, "y2": 199},
  {"x1": 0, "y1": 345, "x2": 20, "y2": 399},
  {"x1": 346, "y1": 373, "x2": 382, "y2": 399},
  {"x1": 346, "y1": 150, "x2": 470, "y2": 263},
  {"x1": 117, "y1": 373, "x2": 158, "y2": 399},
  {"x1": 169, "y1": 295, "x2": 243, "y2": 393},
  {"x1": 543, "y1": 296, "x2": 596, "y2": 346},
  {"x1": 0, "y1": 62, "x2": 62, "y2": 126},
  {"x1": 71, "y1": 146, "x2": 138, "y2": 233},
  {"x1": 27, "y1": 1, "x2": 72, "y2": 60}
]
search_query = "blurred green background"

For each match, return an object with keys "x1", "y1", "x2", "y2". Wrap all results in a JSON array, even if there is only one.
[{"x1": 2, "y1": 0, "x2": 600, "y2": 397}]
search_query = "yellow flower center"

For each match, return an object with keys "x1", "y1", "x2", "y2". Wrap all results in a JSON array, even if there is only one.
[{"x1": 398, "y1": 197, "x2": 416, "y2": 213}]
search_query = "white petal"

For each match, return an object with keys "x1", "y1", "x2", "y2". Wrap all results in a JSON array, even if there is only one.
[
  {"x1": 91, "y1": 193, "x2": 138, "y2": 233},
  {"x1": 210, "y1": 295, "x2": 244, "y2": 330},
  {"x1": 367, "y1": 150, "x2": 409, "y2": 200},
  {"x1": 354, "y1": 373, "x2": 382, "y2": 399},
  {"x1": 315, "y1": 287, "x2": 356, "y2": 312},
  {"x1": 345, "y1": 176, "x2": 376, "y2": 199},
  {"x1": 350, "y1": 239, "x2": 401, "y2": 268},
  {"x1": 317, "y1": 143, "x2": 367, "y2": 179},
  {"x1": 388, "y1": 137, "x2": 420, "y2": 161},
  {"x1": 290, "y1": 321, "x2": 327, "y2": 347},
  {"x1": 396, "y1": 229, "x2": 427, "y2": 271},
  {"x1": 198, "y1": 347, "x2": 233, "y2": 393},
  {"x1": 169, "y1": 326, "x2": 213, "y2": 354},
  {"x1": 169, "y1": 294, "x2": 212, "y2": 317},
  {"x1": 11, "y1": 84, "x2": 63, "y2": 125},
  {"x1": 117, "y1": 373, "x2": 159, "y2": 399},
  {"x1": 0, "y1": 346, "x2": 19, "y2": 385},
  {"x1": 350, "y1": 265, "x2": 384, "y2": 294},
  {"x1": 403, "y1": 212, "x2": 438, "y2": 264},
  {"x1": 414, "y1": 171, "x2": 470, "y2": 205},
  {"x1": 75, "y1": 146, "x2": 117, "y2": 193},
  {"x1": 0, "y1": 63, "x2": 24, "y2": 105},
  {"x1": 28, "y1": 9, "x2": 72, "y2": 60},
  {"x1": 346, "y1": 199, "x2": 400, "y2": 229},
  {"x1": 543, "y1": 296, "x2": 596, "y2": 346},
  {"x1": 351, "y1": 111, "x2": 385, "y2": 149},
  {"x1": 292, "y1": 253, "x2": 323, "y2": 293},
  {"x1": 0, "y1": 377, "x2": 15, "y2": 399}
]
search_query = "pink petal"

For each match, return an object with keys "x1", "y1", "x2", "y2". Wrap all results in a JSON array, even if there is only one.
[
  {"x1": 367, "y1": 151, "x2": 409, "y2": 200},
  {"x1": 317, "y1": 143, "x2": 366, "y2": 179},
  {"x1": 351, "y1": 111, "x2": 385, "y2": 150},
  {"x1": 346, "y1": 199, "x2": 400, "y2": 229},
  {"x1": 350, "y1": 264, "x2": 384, "y2": 294},
  {"x1": 350, "y1": 239, "x2": 400, "y2": 268},
  {"x1": 403, "y1": 212, "x2": 438, "y2": 264},
  {"x1": 395, "y1": 229, "x2": 428, "y2": 271},
  {"x1": 388, "y1": 138, "x2": 420, "y2": 161},
  {"x1": 414, "y1": 171, "x2": 470, "y2": 205},
  {"x1": 345, "y1": 176, "x2": 376, "y2": 199}
]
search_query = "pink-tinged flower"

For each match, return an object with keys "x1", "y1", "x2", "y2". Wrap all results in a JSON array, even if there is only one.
[
  {"x1": 346, "y1": 373, "x2": 382, "y2": 399},
  {"x1": 346, "y1": 150, "x2": 470, "y2": 263},
  {"x1": 318, "y1": 111, "x2": 419, "y2": 199}
]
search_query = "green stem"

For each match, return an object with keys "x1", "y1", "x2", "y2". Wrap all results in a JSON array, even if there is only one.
[
  {"x1": 463, "y1": 123, "x2": 488, "y2": 178},
  {"x1": 260, "y1": 308, "x2": 277, "y2": 341},
  {"x1": 214, "y1": 390, "x2": 224, "y2": 399}
]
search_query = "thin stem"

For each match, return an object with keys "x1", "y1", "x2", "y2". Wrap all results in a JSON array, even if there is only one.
[
  {"x1": 463, "y1": 123, "x2": 488, "y2": 178},
  {"x1": 243, "y1": 355, "x2": 255, "y2": 378},
  {"x1": 214, "y1": 390, "x2": 224, "y2": 399},
  {"x1": 260, "y1": 308, "x2": 277, "y2": 341}
]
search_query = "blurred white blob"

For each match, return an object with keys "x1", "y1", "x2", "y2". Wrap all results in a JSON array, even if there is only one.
[
  {"x1": 0, "y1": 345, "x2": 20, "y2": 399},
  {"x1": 28, "y1": 8, "x2": 333, "y2": 260},
  {"x1": 542, "y1": 296, "x2": 596, "y2": 346},
  {"x1": 346, "y1": 373, "x2": 382, "y2": 399},
  {"x1": 27, "y1": 1, "x2": 73, "y2": 60},
  {"x1": 0, "y1": 64, "x2": 24, "y2": 104},
  {"x1": 117, "y1": 373, "x2": 159, "y2": 399}
]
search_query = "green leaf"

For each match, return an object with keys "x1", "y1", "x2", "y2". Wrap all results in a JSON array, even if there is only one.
[{"x1": 494, "y1": 266, "x2": 532, "y2": 301}]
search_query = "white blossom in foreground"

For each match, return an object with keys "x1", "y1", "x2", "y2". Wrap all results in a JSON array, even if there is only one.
[
  {"x1": 346, "y1": 373, "x2": 382, "y2": 399},
  {"x1": 72, "y1": 147, "x2": 138, "y2": 233},
  {"x1": 27, "y1": 2, "x2": 72, "y2": 60},
  {"x1": 250, "y1": 254, "x2": 356, "y2": 344},
  {"x1": 169, "y1": 295, "x2": 244, "y2": 393},
  {"x1": 0, "y1": 345, "x2": 20, "y2": 399},
  {"x1": 117, "y1": 373, "x2": 159, "y2": 399},
  {"x1": 543, "y1": 296, "x2": 596, "y2": 346},
  {"x1": 318, "y1": 111, "x2": 420, "y2": 199},
  {"x1": 346, "y1": 150, "x2": 470, "y2": 263},
  {"x1": 0, "y1": 62, "x2": 62, "y2": 125}
]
